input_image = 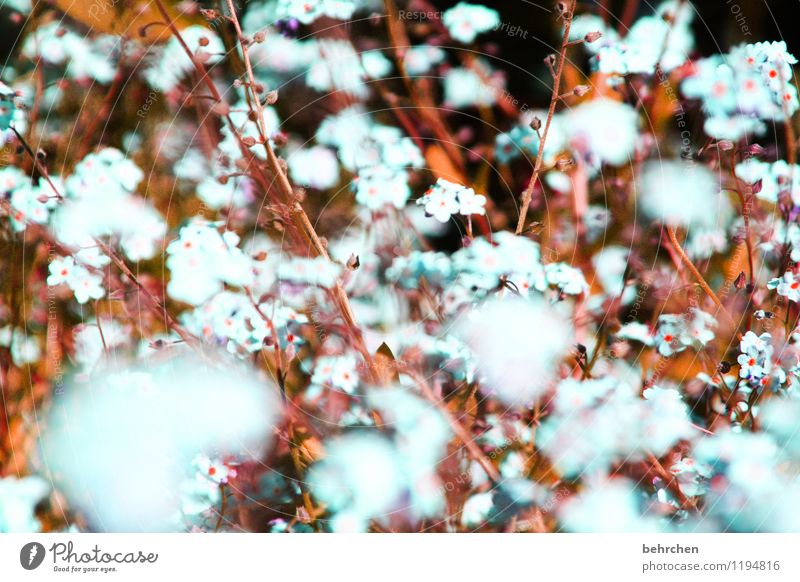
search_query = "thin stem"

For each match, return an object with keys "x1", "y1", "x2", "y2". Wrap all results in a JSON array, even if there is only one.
[
  {"x1": 9, "y1": 127, "x2": 201, "y2": 348},
  {"x1": 405, "y1": 368, "x2": 500, "y2": 484},
  {"x1": 646, "y1": 452, "x2": 697, "y2": 512},
  {"x1": 515, "y1": 0, "x2": 576, "y2": 235},
  {"x1": 382, "y1": 0, "x2": 465, "y2": 174},
  {"x1": 667, "y1": 226, "x2": 737, "y2": 328},
  {"x1": 154, "y1": 0, "x2": 375, "y2": 374}
]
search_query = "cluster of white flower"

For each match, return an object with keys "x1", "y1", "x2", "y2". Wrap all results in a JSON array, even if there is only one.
[
  {"x1": 166, "y1": 222, "x2": 253, "y2": 305},
  {"x1": 309, "y1": 354, "x2": 360, "y2": 395},
  {"x1": 307, "y1": 40, "x2": 392, "y2": 99},
  {"x1": 416, "y1": 178, "x2": 487, "y2": 222},
  {"x1": 495, "y1": 98, "x2": 638, "y2": 173},
  {"x1": 181, "y1": 291, "x2": 307, "y2": 356},
  {"x1": 0, "y1": 166, "x2": 56, "y2": 232},
  {"x1": 654, "y1": 309, "x2": 717, "y2": 357},
  {"x1": 443, "y1": 61, "x2": 504, "y2": 109},
  {"x1": 737, "y1": 331, "x2": 774, "y2": 388},
  {"x1": 278, "y1": 256, "x2": 342, "y2": 289},
  {"x1": 7, "y1": 0, "x2": 800, "y2": 536},
  {"x1": 683, "y1": 41, "x2": 799, "y2": 140},
  {"x1": 316, "y1": 107, "x2": 423, "y2": 209},
  {"x1": 52, "y1": 148, "x2": 166, "y2": 262},
  {"x1": 47, "y1": 255, "x2": 105, "y2": 304},
  {"x1": 574, "y1": 1, "x2": 694, "y2": 78},
  {"x1": 22, "y1": 22, "x2": 118, "y2": 84},
  {"x1": 639, "y1": 161, "x2": 730, "y2": 230},
  {"x1": 538, "y1": 379, "x2": 695, "y2": 477}
]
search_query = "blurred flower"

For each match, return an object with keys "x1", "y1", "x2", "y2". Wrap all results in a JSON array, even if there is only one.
[
  {"x1": 639, "y1": 160, "x2": 731, "y2": 229},
  {"x1": 457, "y1": 297, "x2": 572, "y2": 407},
  {"x1": 442, "y1": 2, "x2": 500, "y2": 44},
  {"x1": 563, "y1": 98, "x2": 639, "y2": 168},
  {"x1": 0, "y1": 476, "x2": 49, "y2": 532},
  {"x1": 166, "y1": 222, "x2": 253, "y2": 305},
  {"x1": 559, "y1": 479, "x2": 660, "y2": 532},
  {"x1": 144, "y1": 26, "x2": 224, "y2": 92},
  {"x1": 43, "y1": 355, "x2": 280, "y2": 532},
  {"x1": 289, "y1": 146, "x2": 340, "y2": 190}
]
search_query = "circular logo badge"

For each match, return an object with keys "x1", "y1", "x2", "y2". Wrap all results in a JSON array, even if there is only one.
[{"x1": 20, "y1": 542, "x2": 46, "y2": 570}]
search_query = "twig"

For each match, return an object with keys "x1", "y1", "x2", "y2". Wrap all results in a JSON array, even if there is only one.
[
  {"x1": 9, "y1": 127, "x2": 201, "y2": 349},
  {"x1": 666, "y1": 225, "x2": 737, "y2": 329},
  {"x1": 405, "y1": 368, "x2": 500, "y2": 483},
  {"x1": 515, "y1": 0, "x2": 576, "y2": 235},
  {"x1": 646, "y1": 451, "x2": 697, "y2": 512},
  {"x1": 153, "y1": 0, "x2": 375, "y2": 375},
  {"x1": 382, "y1": 0, "x2": 465, "y2": 174}
]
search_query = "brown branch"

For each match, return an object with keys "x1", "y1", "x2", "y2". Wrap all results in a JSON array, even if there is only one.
[
  {"x1": 152, "y1": 0, "x2": 376, "y2": 375},
  {"x1": 404, "y1": 368, "x2": 500, "y2": 484},
  {"x1": 667, "y1": 225, "x2": 737, "y2": 328},
  {"x1": 515, "y1": 0, "x2": 576, "y2": 235}
]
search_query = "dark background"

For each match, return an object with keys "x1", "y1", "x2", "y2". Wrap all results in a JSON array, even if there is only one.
[
  {"x1": 429, "y1": 0, "x2": 800, "y2": 102},
  {"x1": 2, "y1": 1, "x2": 797, "y2": 89}
]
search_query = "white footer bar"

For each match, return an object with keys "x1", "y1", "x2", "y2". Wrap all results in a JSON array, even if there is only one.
[{"x1": 1, "y1": 534, "x2": 797, "y2": 581}]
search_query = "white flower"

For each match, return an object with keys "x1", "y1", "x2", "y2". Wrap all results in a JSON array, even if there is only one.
[
  {"x1": 639, "y1": 160, "x2": 731, "y2": 229},
  {"x1": 278, "y1": 256, "x2": 342, "y2": 289},
  {"x1": 417, "y1": 178, "x2": 486, "y2": 222},
  {"x1": 361, "y1": 50, "x2": 392, "y2": 79},
  {"x1": 738, "y1": 351, "x2": 766, "y2": 380},
  {"x1": 540, "y1": 379, "x2": 695, "y2": 478},
  {"x1": 458, "y1": 188, "x2": 487, "y2": 216},
  {"x1": 616, "y1": 322, "x2": 654, "y2": 345},
  {"x1": 289, "y1": 146, "x2": 340, "y2": 190},
  {"x1": 47, "y1": 256, "x2": 76, "y2": 286},
  {"x1": 306, "y1": 39, "x2": 371, "y2": 99},
  {"x1": 421, "y1": 184, "x2": 460, "y2": 223},
  {"x1": 443, "y1": 66, "x2": 500, "y2": 108},
  {"x1": 457, "y1": 297, "x2": 572, "y2": 407},
  {"x1": 768, "y1": 271, "x2": 800, "y2": 302},
  {"x1": 276, "y1": 0, "x2": 358, "y2": 25},
  {"x1": 563, "y1": 98, "x2": 639, "y2": 167},
  {"x1": 71, "y1": 266, "x2": 105, "y2": 304},
  {"x1": 737, "y1": 331, "x2": 773, "y2": 386},
  {"x1": 655, "y1": 315, "x2": 684, "y2": 357},
  {"x1": 443, "y1": 2, "x2": 500, "y2": 44},
  {"x1": 353, "y1": 166, "x2": 411, "y2": 210},
  {"x1": 312, "y1": 355, "x2": 360, "y2": 394},
  {"x1": 196, "y1": 175, "x2": 254, "y2": 210},
  {"x1": 461, "y1": 492, "x2": 494, "y2": 527},
  {"x1": 192, "y1": 453, "x2": 237, "y2": 485},
  {"x1": 404, "y1": 46, "x2": 446, "y2": 76}
]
